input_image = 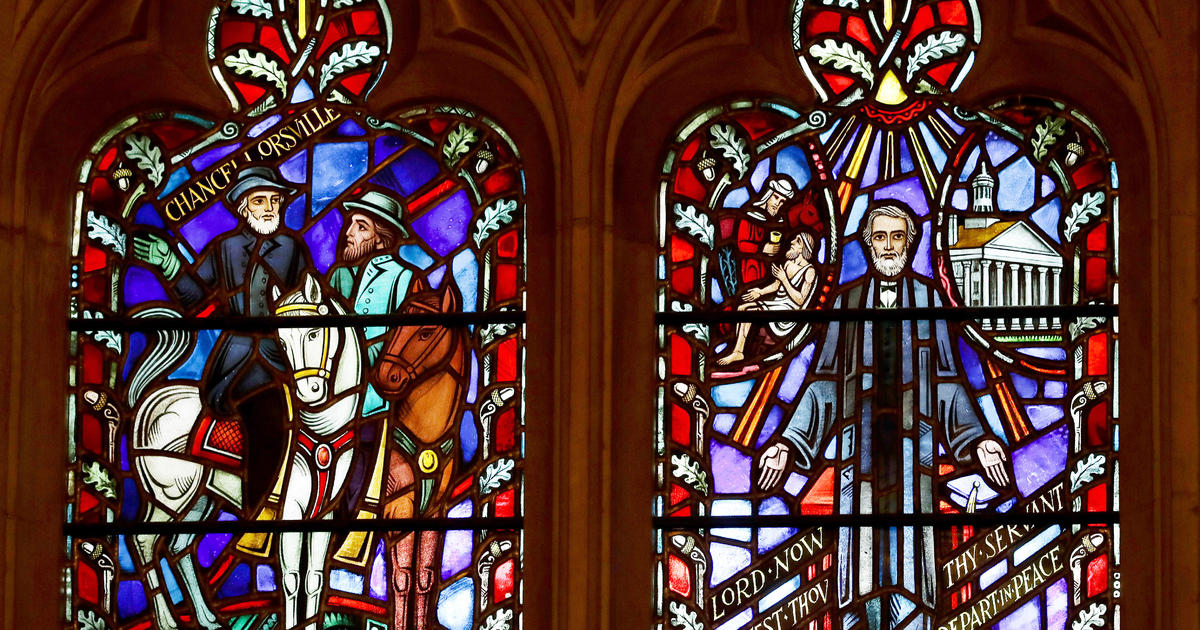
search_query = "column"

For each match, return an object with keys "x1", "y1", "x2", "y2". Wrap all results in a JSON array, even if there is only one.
[
  {"x1": 1009, "y1": 263, "x2": 1021, "y2": 329},
  {"x1": 996, "y1": 262, "x2": 1008, "y2": 329},
  {"x1": 981, "y1": 260, "x2": 993, "y2": 329},
  {"x1": 1051, "y1": 268, "x2": 1062, "y2": 327},
  {"x1": 1037, "y1": 267, "x2": 1050, "y2": 328},
  {"x1": 953, "y1": 261, "x2": 966, "y2": 302},
  {"x1": 1023, "y1": 264, "x2": 1035, "y2": 329},
  {"x1": 964, "y1": 260, "x2": 974, "y2": 307}
]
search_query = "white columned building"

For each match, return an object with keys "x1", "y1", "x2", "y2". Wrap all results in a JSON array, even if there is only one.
[{"x1": 947, "y1": 162, "x2": 1065, "y2": 332}]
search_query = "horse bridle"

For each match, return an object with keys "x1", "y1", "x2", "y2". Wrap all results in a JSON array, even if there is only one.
[
  {"x1": 389, "y1": 300, "x2": 453, "y2": 385},
  {"x1": 275, "y1": 302, "x2": 335, "y2": 381}
]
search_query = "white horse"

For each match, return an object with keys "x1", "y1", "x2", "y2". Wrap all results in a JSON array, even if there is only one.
[
  {"x1": 271, "y1": 274, "x2": 362, "y2": 630},
  {"x1": 126, "y1": 310, "x2": 233, "y2": 630},
  {"x1": 128, "y1": 274, "x2": 363, "y2": 630}
]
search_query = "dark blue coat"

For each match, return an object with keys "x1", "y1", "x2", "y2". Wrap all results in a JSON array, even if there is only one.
[{"x1": 171, "y1": 227, "x2": 312, "y2": 415}]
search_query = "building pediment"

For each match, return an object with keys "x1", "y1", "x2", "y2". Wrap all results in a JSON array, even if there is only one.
[
  {"x1": 950, "y1": 220, "x2": 1062, "y2": 268},
  {"x1": 986, "y1": 222, "x2": 1057, "y2": 257}
]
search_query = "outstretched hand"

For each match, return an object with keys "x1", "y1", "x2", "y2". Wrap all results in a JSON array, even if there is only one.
[
  {"x1": 133, "y1": 234, "x2": 181, "y2": 279},
  {"x1": 975, "y1": 439, "x2": 1010, "y2": 488},
  {"x1": 758, "y1": 442, "x2": 790, "y2": 490}
]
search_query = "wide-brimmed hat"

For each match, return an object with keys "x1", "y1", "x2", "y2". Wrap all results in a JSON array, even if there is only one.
[
  {"x1": 226, "y1": 166, "x2": 297, "y2": 204},
  {"x1": 342, "y1": 190, "x2": 409, "y2": 237}
]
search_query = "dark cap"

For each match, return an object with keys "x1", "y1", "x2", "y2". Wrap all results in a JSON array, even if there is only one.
[{"x1": 227, "y1": 166, "x2": 297, "y2": 205}]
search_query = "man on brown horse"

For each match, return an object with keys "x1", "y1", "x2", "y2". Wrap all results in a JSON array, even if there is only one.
[{"x1": 374, "y1": 282, "x2": 468, "y2": 630}]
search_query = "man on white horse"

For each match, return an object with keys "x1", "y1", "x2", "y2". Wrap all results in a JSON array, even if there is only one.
[{"x1": 133, "y1": 166, "x2": 312, "y2": 513}]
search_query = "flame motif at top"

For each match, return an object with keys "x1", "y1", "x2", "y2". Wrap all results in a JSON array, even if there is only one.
[
  {"x1": 209, "y1": 0, "x2": 394, "y2": 111},
  {"x1": 791, "y1": 0, "x2": 981, "y2": 106}
]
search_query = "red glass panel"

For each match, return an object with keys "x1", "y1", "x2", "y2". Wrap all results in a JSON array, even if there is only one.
[
  {"x1": 351, "y1": 10, "x2": 381, "y2": 35},
  {"x1": 667, "y1": 554, "x2": 692, "y2": 597},
  {"x1": 902, "y1": 6, "x2": 935, "y2": 48},
  {"x1": 673, "y1": 167, "x2": 706, "y2": 201},
  {"x1": 938, "y1": 1, "x2": 969, "y2": 26}
]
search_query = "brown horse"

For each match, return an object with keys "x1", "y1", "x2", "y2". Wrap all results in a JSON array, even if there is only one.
[{"x1": 373, "y1": 281, "x2": 468, "y2": 629}]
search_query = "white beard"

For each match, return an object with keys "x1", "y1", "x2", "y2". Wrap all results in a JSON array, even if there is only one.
[
  {"x1": 246, "y1": 213, "x2": 280, "y2": 235},
  {"x1": 871, "y1": 251, "x2": 907, "y2": 277}
]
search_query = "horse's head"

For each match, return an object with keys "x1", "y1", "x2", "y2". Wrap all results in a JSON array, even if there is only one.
[
  {"x1": 273, "y1": 274, "x2": 342, "y2": 406},
  {"x1": 374, "y1": 281, "x2": 461, "y2": 399}
]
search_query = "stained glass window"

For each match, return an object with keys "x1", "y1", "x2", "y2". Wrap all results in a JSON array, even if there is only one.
[
  {"x1": 654, "y1": 2, "x2": 1118, "y2": 629},
  {"x1": 66, "y1": 2, "x2": 525, "y2": 629}
]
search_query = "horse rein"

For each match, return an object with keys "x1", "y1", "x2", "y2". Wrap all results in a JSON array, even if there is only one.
[
  {"x1": 386, "y1": 300, "x2": 454, "y2": 386},
  {"x1": 274, "y1": 302, "x2": 335, "y2": 381}
]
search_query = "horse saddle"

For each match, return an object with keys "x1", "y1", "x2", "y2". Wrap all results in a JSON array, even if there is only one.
[{"x1": 187, "y1": 415, "x2": 244, "y2": 469}]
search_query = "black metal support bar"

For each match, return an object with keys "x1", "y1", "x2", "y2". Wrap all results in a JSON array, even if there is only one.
[
  {"x1": 64, "y1": 516, "x2": 524, "y2": 537},
  {"x1": 656, "y1": 304, "x2": 1117, "y2": 325},
  {"x1": 68, "y1": 310, "x2": 526, "y2": 332},
  {"x1": 653, "y1": 511, "x2": 1119, "y2": 530}
]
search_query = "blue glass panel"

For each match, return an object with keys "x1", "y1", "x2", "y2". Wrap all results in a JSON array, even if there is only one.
[
  {"x1": 709, "y1": 541, "x2": 752, "y2": 584},
  {"x1": 330, "y1": 568, "x2": 365, "y2": 593},
  {"x1": 179, "y1": 203, "x2": 237, "y2": 252},
  {"x1": 775, "y1": 145, "x2": 812, "y2": 190},
  {"x1": 157, "y1": 167, "x2": 192, "y2": 199},
  {"x1": 117, "y1": 580, "x2": 148, "y2": 619},
  {"x1": 397, "y1": 243, "x2": 435, "y2": 269},
  {"x1": 436, "y1": 577, "x2": 475, "y2": 630},
  {"x1": 123, "y1": 266, "x2": 168, "y2": 307},
  {"x1": 711, "y1": 441, "x2": 752, "y2": 494},
  {"x1": 413, "y1": 190, "x2": 473, "y2": 257},
  {"x1": 1031, "y1": 199, "x2": 1063, "y2": 243},
  {"x1": 460, "y1": 410, "x2": 478, "y2": 463},
  {"x1": 723, "y1": 186, "x2": 750, "y2": 208},
  {"x1": 302, "y1": 208, "x2": 344, "y2": 274},
  {"x1": 369, "y1": 541, "x2": 388, "y2": 599},
  {"x1": 217, "y1": 563, "x2": 251, "y2": 597},
  {"x1": 1011, "y1": 424, "x2": 1069, "y2": 497},
  {"x1": 192, "y1": 144, "x2": 240, "y2": 171},
  {"x1": 247, "y1": 115, "x2": 282, "y2": 138},
  {"x1": 451, "y1": 248, "x2": 479, "y2": 312},
  {"x1": 284, "y1": 193, "x2": 308, "y2": 230},
  {"x1": 279, "y1": 149, "x2": 307, "y2": 183},
  {"x1": 374, "y1": 135, "x2": 405, "y2": 163},
  {"x1": 290, "y1": 79, "x2": 314, "y2": 103},
  {"x1": 750, "y1": 158, "x2": 771, "y2": 191},
  {"x1": 373, "y1": 148, "x2": 439, "y2": 195},
  {"x1": 312, "y1": 141, "x2": 369, "y2": 213},
  {"x1": 336, "y1": 118, "x2": 367, "y2": 137},
  {"x1": 985, "y1": 131, "x2": 1018, "y2": 165},
  {"x1": 712, "y1": 380, "x2": 756, "y2": 408},
  {"x1": 998, "y1": 157, "x2": 1036, "y2": 212},
  {"x1": 132, "y1": 203, "x2": 163, "y2": 228},
  {"x1": 875, "y1": 176, "x2": 929, "y2": 217}
]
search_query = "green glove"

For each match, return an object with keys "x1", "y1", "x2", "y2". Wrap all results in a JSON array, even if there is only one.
[{"x1": 133, "y1": 234, "x2": 181, "y2": 280}]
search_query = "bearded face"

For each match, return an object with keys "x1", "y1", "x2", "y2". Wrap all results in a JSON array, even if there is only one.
[
  {"x1": 242, "y1": 190, "x2": 283, "y2": 235},
  {"x1": 867, "y1": 215, "x2": 911, "y2": 277},
  {"x1": 342, "y1": 213, "x2": 382, "y2": 262}
]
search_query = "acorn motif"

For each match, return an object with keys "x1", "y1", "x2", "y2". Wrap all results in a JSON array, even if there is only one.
[
  {"x1": 1064, "y1": 140, "x2": 1085, "y2": 167},
  {"x1": 695, "y1": 155, "x2": 718, "y2": 182},
  {"x1": 111, "y1": 167, "x2": 134, "y2": 191},
  {"x1": 474, "y1": 146, "x2": 496, "y2": 174}
]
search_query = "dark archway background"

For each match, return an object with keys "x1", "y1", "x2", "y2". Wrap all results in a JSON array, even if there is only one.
[{"x1": 0, "y1": 1, "x2": 1195, "y2": 628}]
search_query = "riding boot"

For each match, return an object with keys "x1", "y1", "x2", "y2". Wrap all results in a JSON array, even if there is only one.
[
  {"x1": 414, "y1": 530, "x2": 440, "y2": 629},
  {"x1": 391, "y1": 532, "x2": 415, "y2": 628},
  {"x1": 414, "y1": 567, "x2": 436, "y2": 630},
  {"x1": 143, "y1": 568, "x2": 180, "y2": 630}
]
